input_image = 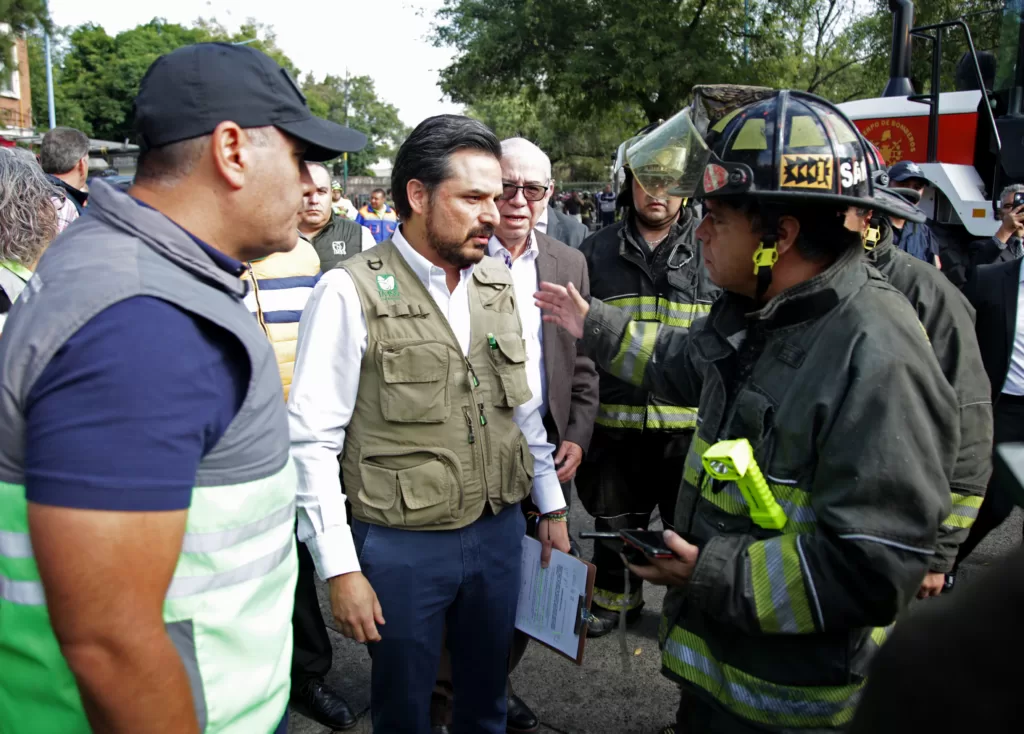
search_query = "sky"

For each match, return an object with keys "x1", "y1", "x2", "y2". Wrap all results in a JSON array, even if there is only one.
[{"x1": 46, "y1": 0, "x2": 465, "y2": 128}]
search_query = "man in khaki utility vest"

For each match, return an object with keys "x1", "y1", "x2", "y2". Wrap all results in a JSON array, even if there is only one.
[{"x1": 288, "y1": 115, "x2": 570, "y2": 734}]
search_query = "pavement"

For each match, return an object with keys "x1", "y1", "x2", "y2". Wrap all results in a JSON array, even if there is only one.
[{"x1": 289, "y1": 495, "x2": 1023, "y2": 734}]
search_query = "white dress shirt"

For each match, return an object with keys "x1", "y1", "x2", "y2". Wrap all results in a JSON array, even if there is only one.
[
  {"x1": 488, "y1": 233, "x2": 547, "y2": 414},
  {"x1": 536, "y1": 207, "x2": 549, "y2": 235},
  {"x1": 1002, "y1": 264, "x2": 1024, "y2": 396},
  {"x1": 288, "y1": 227, "x2": 565, "y2": 580}
]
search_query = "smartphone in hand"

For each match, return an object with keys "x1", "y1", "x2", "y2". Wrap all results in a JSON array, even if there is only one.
[{"x1": 619, "y1": 529, "x2": 702, "y2": 566}]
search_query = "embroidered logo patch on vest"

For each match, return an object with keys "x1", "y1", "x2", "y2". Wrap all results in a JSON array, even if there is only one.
[
  {"x1": 376, "y1": 273, "x2": 399, "y2": 301},
  {"x1": 332, "y1": 240, "x2": 347, "y2": 255}
]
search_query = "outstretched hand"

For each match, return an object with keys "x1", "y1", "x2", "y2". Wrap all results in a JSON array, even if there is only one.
[{"x1": 535, "y1": 282, "x2": 589, "y2": 340}]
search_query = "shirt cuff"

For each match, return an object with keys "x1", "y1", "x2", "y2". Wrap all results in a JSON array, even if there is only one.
[
  {"x1": 303, "y1": 524, "x2": 361, "y2": 580},
  {"x1": 531, "y1": 470, "x2": 566, "y2": 515}
]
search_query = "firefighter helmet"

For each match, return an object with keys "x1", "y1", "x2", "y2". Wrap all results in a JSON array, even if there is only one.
[{"x1": 626, "y1": 88, "x2": 923, "y2": 222}]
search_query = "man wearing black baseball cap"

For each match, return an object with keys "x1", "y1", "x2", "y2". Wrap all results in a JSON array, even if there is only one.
[
  {"x1": 0, "y1": 43, "x2": 363, "y2": 734},
  {"x1": 887, "y1": 160, "x2": 940, "y2": 265}
]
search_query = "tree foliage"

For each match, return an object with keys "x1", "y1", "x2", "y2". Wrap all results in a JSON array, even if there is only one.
[
  {"x1": 467, "y1": 88, "x2": 645, "y2": 180},
  {"x1": 43, "y1": 19, "x2": 299, "y2": 142},
  {"x1": 303, "y1": 74, "x2": 409, "y2": 176},
  {"x1": 25, "y1": 16, "x2": 407, "y2": 173},
  {"x1": 27, "y1": 32, "x2": 89, "y2": 133},
  {"x1": 435, "y1": 0, "x2": 1009, "y2": 125},
  {"x1": 0, "y1": 0, "x2": 48, "y2": 74}
]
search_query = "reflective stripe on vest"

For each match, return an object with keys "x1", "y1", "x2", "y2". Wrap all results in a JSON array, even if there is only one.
[
  {"x1": 661, "y1": 625, "x2": 865, "y2": 729},
  {"x1": 606, "y1": 296, "x2": 712, "y2": 328},
  {"x1": 940, "y1": 492, "x2": 984, "y2": 530},
  {"x1": 595, "y1": 403, "x2": 697, "y2": 431},
  {"x1": 0, "y1": 259, "x2": 33, "y2": 282},
  {"x1": 0, "y1": 463, "x2": 298, "y2": 734},
  {"x1": 609, "y1": 320, "x2": 658, "y2": 386},
  {"x1": 748, "y1": 534, "x2": 818, "y2": 634}
]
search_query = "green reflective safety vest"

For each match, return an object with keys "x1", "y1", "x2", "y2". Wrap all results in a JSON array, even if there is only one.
[
  {"x1": 339, "y1": 241, "x2": 535, "y2": 529},
  {"x1": 0, "y1": 181, "x2": 298, "y2": 733}
]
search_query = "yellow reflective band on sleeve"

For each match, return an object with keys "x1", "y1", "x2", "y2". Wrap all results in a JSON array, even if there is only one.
[
  {"x1": 609, "y1": 320, "x2": 659, "y2": 385},
  {"x1": 607, "y1": 296, "x2": 660, "y2": 321},
  {"x1": 748, "y1": 534, "x2": 817, "y2": 634},
  {"x1": 605, "y1": 297, "x2": 712, "y2": 329},
  {"x1": 596, "y1": 403, "x2": 698, "y2": 430},
  {"x1": 661, "y1": 625, "x2": 862, "y2": 728},
  {"x1": 941, "y1": 493, "x2": 984, "y2": 530},
  {"x1": 592, "y1": 585, "x2": 643, "y2": 612}
]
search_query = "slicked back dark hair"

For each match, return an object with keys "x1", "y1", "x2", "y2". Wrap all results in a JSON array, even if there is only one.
[{"x1": 391, "y1": 115, "x2": 501, "y2": 220}]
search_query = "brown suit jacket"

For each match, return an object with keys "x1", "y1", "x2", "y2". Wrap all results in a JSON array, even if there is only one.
[{"x1": 534, "y1": 230, "x2": 599, "y2": 452}]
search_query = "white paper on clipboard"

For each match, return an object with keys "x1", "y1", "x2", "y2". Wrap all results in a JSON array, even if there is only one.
[{"x1": 515, "y1": 535, "x2": 590, "y2": 659}]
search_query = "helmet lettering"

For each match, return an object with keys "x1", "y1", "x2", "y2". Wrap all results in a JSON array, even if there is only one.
[{"x1": 840, "y1": 160, "x2": 868, "y2": 189}]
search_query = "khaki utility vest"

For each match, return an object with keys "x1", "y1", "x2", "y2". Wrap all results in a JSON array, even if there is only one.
[{"x1": 340, "y1": 240, "x2": 535, "y2": 529}]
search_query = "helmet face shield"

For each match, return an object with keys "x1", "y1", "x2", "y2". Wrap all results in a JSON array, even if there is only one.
[{"x1": 625, "y1": 108, "x2": 711, "y2": 199}]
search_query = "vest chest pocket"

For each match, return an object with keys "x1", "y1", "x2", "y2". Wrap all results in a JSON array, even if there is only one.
[
  {"x1": 480, "y1": 283, "x2": 515, "y2": 313},
  {"x1": 487, "y1": 332, "x2": 533, "y2": 407},
  {"x1": 358, "y1": 448, "x2": 463, "y2": 527},
  {"x1": 380, "y1": 341, "x2": 451, "y2": 423},
  {"x1": 474, "y1": 266, "x2": 516, "y2": 313}
]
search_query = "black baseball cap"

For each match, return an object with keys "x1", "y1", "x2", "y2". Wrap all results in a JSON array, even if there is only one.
[
  {"x1": 887, "y1": 160, "x2": 926, "y2": 183},
  {"x1": 134, "y1": 43, "x2": 366, "y2": 161}
]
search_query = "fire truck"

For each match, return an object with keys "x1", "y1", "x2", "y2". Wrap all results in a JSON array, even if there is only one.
[{"x1": 837, "y1": 0, "x2": 1022, "y2": 241}]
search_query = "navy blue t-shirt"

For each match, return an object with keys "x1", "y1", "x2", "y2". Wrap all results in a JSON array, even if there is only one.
[{"x1": 24, "y1": 226, "x2": 250, "y2": 511}]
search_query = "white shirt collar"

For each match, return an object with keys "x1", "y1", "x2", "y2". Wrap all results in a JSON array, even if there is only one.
[
  {"x1": 536, "y1": 206, "x2": 549, "y2": 233},
  {"x1": 487, "y1": 232, "x2": 538, "y2": 268},
  {"x1": 392, "y1": 225, "x2": 473, "y2": 288}
]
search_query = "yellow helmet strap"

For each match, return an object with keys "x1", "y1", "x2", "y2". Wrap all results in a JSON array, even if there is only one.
[
  {"x1": 753, "y1": 242, "x2": 778, "y2": 301},
  {"x1": 753, "y1": 207, "x2": 780, "y2": 302},
  {"x1": 863, "y1": 226, "x2": 881, "y2": 250}
]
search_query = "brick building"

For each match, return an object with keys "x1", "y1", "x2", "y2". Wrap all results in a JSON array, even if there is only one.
[{"x1": 0, "y1": 34, "x2": 32, "y2": 137}]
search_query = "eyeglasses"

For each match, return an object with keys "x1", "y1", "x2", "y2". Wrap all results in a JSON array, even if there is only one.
[{"x1": 500, "y1": 182, "x2": 548, "y2": 202}]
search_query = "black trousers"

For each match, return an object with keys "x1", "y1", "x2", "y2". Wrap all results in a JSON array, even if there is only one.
[
  {"x1": 954, "y1": 397, "x2": 1024, "y2": 569},
  {"x1": 576, "y1": 431, "x2": 688, "y2": 611},
  {"x1": 291, "y1": 537, "x2": 333, "y2": 685}
]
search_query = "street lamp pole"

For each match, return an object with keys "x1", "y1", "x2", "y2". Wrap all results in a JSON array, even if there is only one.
[
  {"x1": 44, "y1": 0, "x2": 55, "y2": 128},
  {"x1": 342, "y1": 69, "x2": 350, "y2": 191}
]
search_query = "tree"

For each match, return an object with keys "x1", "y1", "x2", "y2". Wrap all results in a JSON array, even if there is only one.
[
  {"x1": 27, "y1": 16, "x2": 406, "y2": 171},
  {"x1": 0, "y1": 0, "x2": 49, "y2": 75},
  {"x1": 434, "y1": 0, "x2": 742, "y2": 124},
  {"x1": 56, "y1": 20, "x2": 212, "y2": 141},
  {"x1": 39, "y1": 18, "x2": 301, "y2": 141},
  {"x1": 303, "y1": 73, "x2": 410, "y2": 176},
  {"x1": 467, "y1": 88, "x2": 645, "y2": 181},
  {"x1": 433, "y1": 0, "x2": 999, "y2": 123},
  {"x1": 27, "y1": 31, "x2": 90, "y2": 133}
]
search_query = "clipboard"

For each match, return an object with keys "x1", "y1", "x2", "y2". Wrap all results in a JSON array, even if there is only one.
[{"x1": 514, "y1": 536, "x2": 598, "y2": 665}]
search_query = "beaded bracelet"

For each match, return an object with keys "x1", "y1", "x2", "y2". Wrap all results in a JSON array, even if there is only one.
[{"x1": 541, "y1": 508, "x2": 569, "y2": 523}]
